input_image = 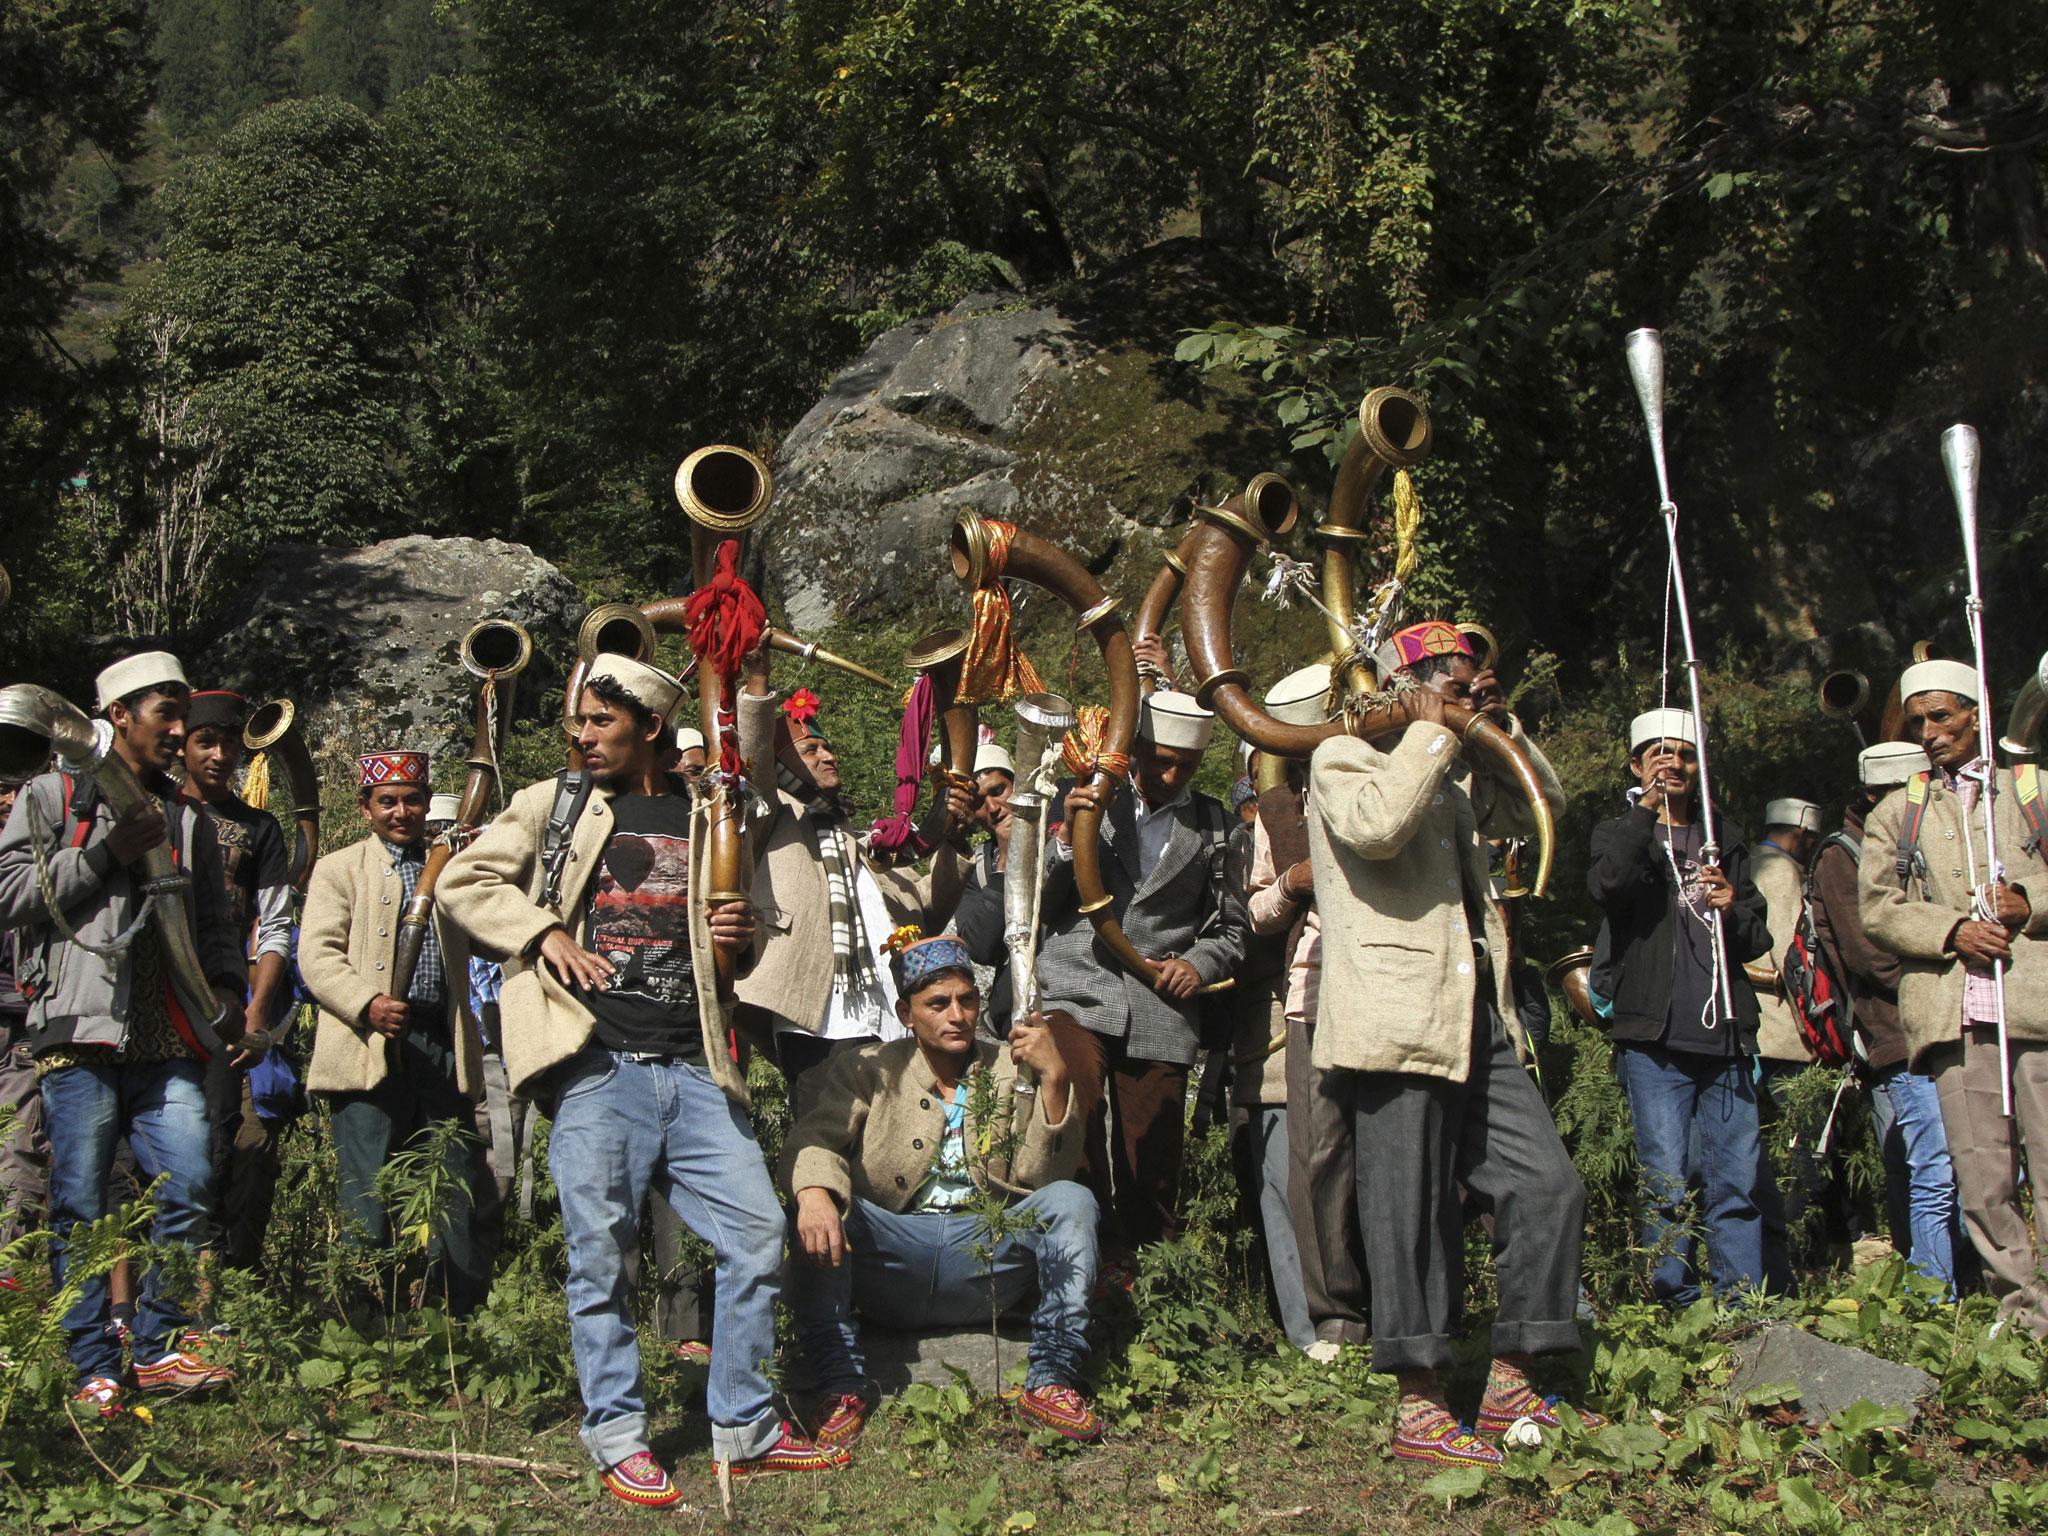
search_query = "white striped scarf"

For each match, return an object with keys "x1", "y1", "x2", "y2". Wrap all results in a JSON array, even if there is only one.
[{"x1": 815, "y1": 808, "x2": 886, "y2": 1034}]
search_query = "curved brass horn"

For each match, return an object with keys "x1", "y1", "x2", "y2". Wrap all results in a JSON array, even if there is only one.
[
  {"x1": 1320, "y1": 387, "x2": 1432, "y2": 698},
  {"x1": 1132, "y1": 475, "x2": 1298, "y2": 695},
  {"x1": 948, "y1": 510, "x2": 1160, "y2": 986},
  {"x1": 243, "y1": 698, "x2": 321, "y2": 891},
  {"x1": 1818, "y1": 670, "x2": 1869, "y2": 721},
  {"x1": 902, "y1": 628, "x2": 977, "y2": 849},
  {"x1": 1457, "y1": 623, "x2": 1499, "y2": 676},
  {"x1": 563, "y1": 603, "x2": 658, "y2": 758},
  {"x1": 1545, "y1": 945, "x2": 1599, "y2": 1028},
  {"x1": 2002, "y1": 650, "x2": 2048, "y2": 759}
]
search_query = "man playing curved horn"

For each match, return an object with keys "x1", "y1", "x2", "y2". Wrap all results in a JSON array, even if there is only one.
[
  {"x1": 1316, "y1": 622, "x2": 1596, "y2": 1467},
  {"x1": 0, "y1": 652, "x2": 248, "y2": 1416},
  {"x1": 1860, "y1": 659, "x2": 2048, "y2": 1336}
]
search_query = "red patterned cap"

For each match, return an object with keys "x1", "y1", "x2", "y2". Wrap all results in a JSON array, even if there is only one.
[
  {"x1": 358, "y1": 751, "x2": 429, "y2": 789},
  {"x1": 1386, "y1": 621, "x2": 1472, "y2": 671}
]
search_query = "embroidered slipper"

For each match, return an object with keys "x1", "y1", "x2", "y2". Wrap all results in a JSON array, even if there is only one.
[
  {"x1": 1391, "y1": 1415, "x2": 1505, "y2": 1469},
  {"x1": 1012, "y1": 1384, "x2": 1104, "y2": 1443},
  {"x1": 602, "y1": 1451, "x2": 682, "y2": 1508},
  {"x1": 73, "y1": 1375, "x2": 126, "y2": 1420},
  {"x1": 134, "y1": 1349, "x2": 236, "y2": 1396},
  {"x1": 723, "y1": 1422, "x2": 853, "y2": 1478},
  {"x1": 815, "y1": 1391, "x2": 874, "y2": 1447},
  {"x1": 671, "y1": 1340, "x2": 712, "y2": 1365},
  {"x1": 1476, "y1": 1388, "x2": 1608, "y2": 1437}
]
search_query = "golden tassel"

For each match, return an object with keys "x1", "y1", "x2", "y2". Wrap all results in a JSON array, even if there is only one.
[{"x1": 243, "y1": 750, "x2": 273, "y2": 811}]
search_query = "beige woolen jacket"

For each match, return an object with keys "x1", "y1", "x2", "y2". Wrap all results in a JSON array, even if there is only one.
[
  {"x1": 435, "y1": 779, "x2": 760, "y2": 1107},
  {"x1": 781, "y1": 1036, "x2": 1080, "y2": 1213},
  {"x1": 1858, "y1": 766, "x2": 2048, "y2": 1069},
  {"x1": 733, "y1": 688, "x2": 965, "y2": 1031},
  {"x1": 1751, "y1": 844, "x2": 1816, "y2": 1065},
  {"x1": 1307, "y1": 724, "x2": 1520, "y2": 1083},
  {"x1": 299, "y1": 835, "x2": 484, "y2": 1098}
]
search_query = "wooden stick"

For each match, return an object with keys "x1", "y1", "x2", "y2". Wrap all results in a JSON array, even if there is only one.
[{"x1": 334, "y1": 1437, "x2": 579, "y2": 1479}]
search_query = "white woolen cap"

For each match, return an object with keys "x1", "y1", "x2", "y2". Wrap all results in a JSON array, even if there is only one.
[
  {"x1": 974, "y1": 742, "x2": 1015, "y2": 778},
  {"x1": 1629, "y1": 707, "x2": 1698, "y2": 753},
  {"x1": 674, "y1": 726, "x2": 707, "y2": 754},
  {"x1": 1899, "y1": 659, "x2": 1980, "y2": 705},
  {"x1": 584, "y1": 653, "x2": 683, "y2": 725},
  {"x1": 95, "y1": 651, "x2": 188, "y2": 710},
  {"x1": 1139, "y1": 690, "x2": 1215, "y2": 751},
  {"x1": 1764, "y1": 798, "x2": 1822, "y2": 833},
  {"x1": 1265, "y1": 664, "x2": 1334, "y2": 728},
  {"x1": 1859, "y1": 740, "x2": 1928, "y2": 788},
  {"x1": 427, "y1": 794, "x2": 461, "y2": 825}
]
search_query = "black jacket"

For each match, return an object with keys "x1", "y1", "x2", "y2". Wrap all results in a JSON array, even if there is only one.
[
  {"x1": 1587, "y1": 801, "x2": 1773, "y2": 1051},
  {"x1": 954, "y1": 840, "x2": 1013, "y2": 1034}
]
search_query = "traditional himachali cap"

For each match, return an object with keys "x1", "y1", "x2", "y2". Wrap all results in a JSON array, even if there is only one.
[
  {"x1": 674, "y1": 726, "x2": 707, "y2": 755},
  {"x1": 1375, "y1": 620, "x2": 1472, "y2": 679},
  {"x1": 1763, "y1": 798, "x2": 1823, "y2": 833},
  {"x1": 1265, "y1": 663, "x2": 1334, "y2": 728},
  {"x1": 884, "y1": 926, "x2": 976, "y2": 996},
  {"x1": 973, "y1": 742, "x2": 1015, "y2": 778},
  {"x1": 95, "y1": 651, "x2": 188, "y2": 711},
  {"x1": 359, "y1": 751, "x2": 429, "y2": 789},
  {"x1": 427, "y1": 793, "x2": 461, "y2": 825},
  {"x1": 1629, "y1": 707, "x2": 1698, "y2": 753},
  {"x1": 1859, "y1": 740, "x2": 1928, "y2": 788},
  {"x1": 1899, "y1": 659, "x2": 1980, "y2": 704},
  {"x1": 1138, "y1": 690, "x2": 1215, "y2": 751},
  {"x1": 585, "y1": 653, "x2": 683, "y2": 726},
  {"x1": 184, "y1": 690, "x2": 247, "y2": 735}
]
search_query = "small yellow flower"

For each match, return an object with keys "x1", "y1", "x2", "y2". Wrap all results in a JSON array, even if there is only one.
[{"x1": 131, "y1": 1404, "x2": 154, "y2": 1426}]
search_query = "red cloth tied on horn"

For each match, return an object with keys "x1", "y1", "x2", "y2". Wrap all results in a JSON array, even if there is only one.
[
  {"x1": 683, "y1": 538, "x2": 766, "y2": 775},
  {"x1": 867, "y1": 672, "x2": 938, "y2": 856},
  {"x1": 957, "y1": 519, "x2": 1045, "y2": 706}
]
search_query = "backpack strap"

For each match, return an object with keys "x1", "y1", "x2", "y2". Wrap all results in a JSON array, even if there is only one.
[
  {"x1": 60, "y1": 772, "x2": 96, "y2": 850},
  {"x1": 539, "y1": 772, "x2": 594, "y2": 914},
  {"x1": 1895, "y1": 772, "x2": 1932, "y2": 890},
  {"x1": 2015, "y1": 764, "x2": 2047, "y2": 864}
]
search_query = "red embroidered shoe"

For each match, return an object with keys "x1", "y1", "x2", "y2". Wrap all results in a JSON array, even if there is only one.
[
  {"x1": 814, "y1": 1391, "x2": 873, "y2": 1448},
  {"x1": 73, "y1": 1376, "x2": 126, "y2": 1419},
  {"x1": 134, "y1": 1349, "x2": 236, "y2": 1396},
  {"x1": 671, "y1": 1340, "x2": 712, "y2": 1365},
  {"x1": 1475, "y1": 1387, "x2": 1608, "y2": 1439},
  {"x1": 602, "y1": 1451, "x2": 682, "y2": 1508},
  {"x1": 1012, "y1": 1384, "x2": 1104, "y2": 1444},
  {"x1": 723, "y1": 1422, "x2": 853, "y2": 1478},
  {"x1": 1391, "y1": 1413, "x2": 1505, "y2": 1469}
]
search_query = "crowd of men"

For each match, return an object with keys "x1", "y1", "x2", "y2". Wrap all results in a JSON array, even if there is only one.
[{"x1": 0, "y1": 630, "x2": 2041, "y2": 1503}]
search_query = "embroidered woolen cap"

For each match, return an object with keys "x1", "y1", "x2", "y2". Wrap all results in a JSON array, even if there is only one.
[
  {"x1": 1629, "y1": 708, "x2": 1698, "y2": 753},
  {"x1": 1374, "y1": 620, "x2": 1472, "y2": 679},
  {"x1": 1858, "y1": 740, "x2": 1928, "y2": 788},
  {"x1": 359, "y1": 751, "x2": 429, "y2": 789},
  {"x1": 974, "y1": 742, "x2": 1015, "y2": 778},
  {"x1": 184, "y1": 690, "x2": 248, "y2": 735},
  {"x1": 674, "y1": 726, "x2": 707, "y2": 755},
  {"x1": 95, "y1": 651, "x2": 188, "y2": 711},
  {"x1": 1763, "y1": 798, "x2": 1823, "y2": 833},
  {"x1": 1265, "y1": 663, "x2": 1334, "y2": 728},
  {"x1": 1138, "y1": 690, "x2": 1215, "y2": 751},
  {"x1": 427, "y1": 793, "x2": 461, "y2": 825},
  {"x1": 586, "y1": 653, "x2": 684, "y2": 726},
  {"x1": 1899, "y1": 659, "x2": 1980, "y2": 705},
  {"x1": 888, "y1": 932, "x2": 976, "y2": 996}
]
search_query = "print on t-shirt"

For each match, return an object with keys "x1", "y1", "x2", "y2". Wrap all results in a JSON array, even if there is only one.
[{"x1": 591, "y1": 831, "x2": 694, "y2": 1009}]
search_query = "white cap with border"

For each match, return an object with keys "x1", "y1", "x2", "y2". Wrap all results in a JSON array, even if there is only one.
[
  {"x1": 1899, "y1": 659, "x2": 1980, "y2": 704},
  {"x1": 1859, "y1": 740, "x2": 1928, "y2": 788},
  {"x1": 1763, "y1": 798, "x2": 1822, "y2": 833},
  {"x1": 96, "y1": 651, "x2": 188, "y2": 711},
  {"x1": 427, "y1": 793, "x2": 461, "y2": 825},
  {"x1": 974, "y1": 742, "x2": 1015, "y2": 778},
  {"x1": 1265, "y1": 664, "x2": 1334, "y2": 729},
  {"x1": 674, "y1": 726, "x2": 707, "y2": 755},
  {"x1": 1139, "y1": 690, "x2": 1216, "y2": 751},
  {"x1": 584, "y1": 653, "x2": 683, "y2": 725},
  {"x1": 1629, "y1": 707, "x2": 1698, "y2": 754}
]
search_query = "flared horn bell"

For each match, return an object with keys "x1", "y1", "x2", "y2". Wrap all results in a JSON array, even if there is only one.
[
  {"x1": 576, "y1": 603, "x2": 657, "y2": 664},
  {"x1": 1818, "y1": 670, "x2": 1869, "y2": 720},
  {"x1": 459, "y1": 617, "x2": 533, "y2": 680},
  {"x1": 675, "y1": 444, "x2": 773, "y2": 533}
]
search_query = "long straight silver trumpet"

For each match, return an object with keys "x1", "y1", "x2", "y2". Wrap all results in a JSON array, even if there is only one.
[
  {"x1": 1625, "y1": 328, "x2": 1736, "y2": 1018},
  {"x1": 1003, "y1": 691, "x2": 1076, "y2": 1098},
  {"x1": 1944, "y1": 423, "x2": 2014, "y2": 1117}
]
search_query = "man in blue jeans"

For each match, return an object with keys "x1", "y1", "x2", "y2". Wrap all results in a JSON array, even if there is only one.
[
  {"x1": 783, "y1": 931, "x2": 1103, "y2": 1446},
  {"x1": 439, "y1": 653, "x2": 847, "y2": 1507},
  {"x1": 1590, "y1": 708, "x2": 1775, "y2": 1305},
  {"x1": 1811, "y1": 740, "x2": 1968, "y2": 1294},
  {"x1": 0, "y1": 652, "x2": 249, "y2": 1416}
]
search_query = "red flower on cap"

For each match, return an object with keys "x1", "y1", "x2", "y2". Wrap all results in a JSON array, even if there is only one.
[{"x1": 784, "y1": 688, "x2": 821, "y2": 726}]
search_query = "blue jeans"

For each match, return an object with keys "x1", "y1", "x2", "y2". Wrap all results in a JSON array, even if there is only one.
[
  {"x1": 548, "y1": 1051, "x2": 785, "y2": 1468},
  {"x1": 1247, "y1": 1106, "x2": 1316, "y2": 1351},
  {"x1": 41, "y1": 1057, "x2": 214, "y2": 1384},
  {"x1": 1867, "y1": 1064, "x2": 1966, "y2": 1295},
  {"x1": 1616, "y1": 1043, "x2": 1767, "y2": 1304},
  {"x1": 787, "y1": 1180, "x2": 1099, "y2": 1394}
]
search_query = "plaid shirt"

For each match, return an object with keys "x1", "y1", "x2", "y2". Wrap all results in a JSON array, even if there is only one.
[
  {"x1": 1946, "y1": 764, "x2": 2004, "y2": 1029},
  {"x1": 382, "y1": 839, "x2": 445, "y2": 1009}
]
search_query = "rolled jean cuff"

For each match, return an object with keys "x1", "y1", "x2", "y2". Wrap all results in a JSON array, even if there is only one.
[
  {"x1": 1024, "y1": 1361, "x2": 1078, "y2": 1391},
  {"x1": 711, "y1": 1410, "x2": 784, "y2": 1465},
  {"x1": 1369, "y1": 1330, "x2": 1452, "y2": 1375},
  {"x1": 579, "y1": 1410, "x2": 649, "y2": 1471},
  {"x1": 1491, "y1": 1317, "x2": 1585, "y2": 1360}
]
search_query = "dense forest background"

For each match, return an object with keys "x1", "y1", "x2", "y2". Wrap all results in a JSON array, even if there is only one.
[{"x1": 4, "y1": 0, "x2": 2045, "y2": 917}]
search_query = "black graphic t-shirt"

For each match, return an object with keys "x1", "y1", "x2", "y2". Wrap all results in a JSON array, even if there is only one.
[
  {"x1": 199, "y1": 794, "x2": 290, "y2": 947},
  {"x1": 1661, "y1": 821, "x2": 1736, "y2": 1056},
  {"x1": 583, "y1": 792, "x2": 701, "y2": 1059}
]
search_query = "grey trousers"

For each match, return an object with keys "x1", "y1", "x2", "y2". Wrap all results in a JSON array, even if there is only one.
[
  {"x1": 1928, "y1": 1023, "x2": 2048, "y2": 1335},
  {"x1": 1248, "y1": 1106, "x2": 1316, "y2": 1350},
  {"x1": 1347, "y1": 1005, "x2": 1587, "y2": 1374},
  {"x1": 0, "y1": 1021, "x2": 46, "y2": 1247},
  {"x1": 1285, "y1": 1012, "x2": 1369, "y2": 1344}
]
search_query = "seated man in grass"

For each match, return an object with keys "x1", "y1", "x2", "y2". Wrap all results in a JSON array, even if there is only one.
[{"x1": 783, "y1": 930, "x2": 1104, "y2": 1448}]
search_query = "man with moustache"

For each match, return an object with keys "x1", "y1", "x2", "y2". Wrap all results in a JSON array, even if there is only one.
[{"x1": 952, "y1": 740, "x2": 1019, "y2": 1036}]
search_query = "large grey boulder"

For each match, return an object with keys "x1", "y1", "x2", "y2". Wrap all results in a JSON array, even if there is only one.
[
  {"x1": 201, "y1": 535, "x2": 581, "y2": 768},
  {"x1": 1727, "y1": 1323, "x2": 1937, "y2": 1426}
]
